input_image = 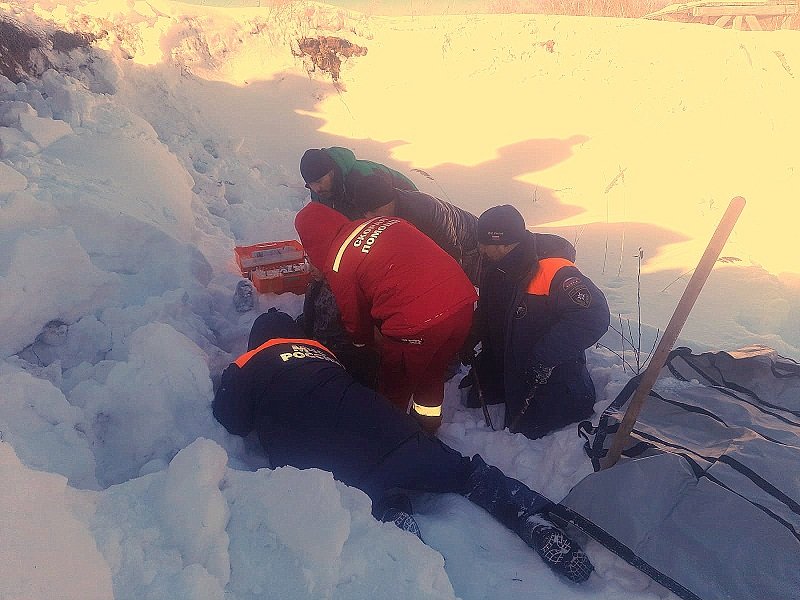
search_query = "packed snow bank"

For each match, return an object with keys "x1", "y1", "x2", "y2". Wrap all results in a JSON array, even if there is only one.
[
  {"x1": 1, "y1": 0, "x2": 798, "y2": 598},
  {"x1": 0, "y1": 442, "x2": 113, "y2": 600},
  {"x1": 1, "y1": 438, "x2": 457, "y2": 600}
]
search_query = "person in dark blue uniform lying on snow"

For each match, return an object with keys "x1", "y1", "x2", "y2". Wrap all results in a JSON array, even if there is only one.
[{"x1": 213, "y1": 308, "x2": 593, "y2": 583}]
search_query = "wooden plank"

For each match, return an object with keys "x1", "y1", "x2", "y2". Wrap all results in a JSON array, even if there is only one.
[
  {"x1": 702, "y1": 0, "x2": 791, "y2": 5},
  {"x1": 646, "y1": 0, "x2": 797, "y2": 21},
  {"x1": 693, "y1": 5, "x2": 796, "y2": 15},
  {"x1": 644, "y1": 1, "x2": 706, "y2": 19},
  {"x1": 697, "y1": 1, "x2": 794, "y2": 6},
  {"x1": 600, "y1": 197, "x2": 747, "y2": 470},
  {"x1": 745, "y1": 14, "x2": 764, "y2": 26},
  {"x1": 733, "y1": 14, "x2": 745, "y2": 27},
  {"x1": 714, "y1": 14, "x2": 735, "y2": 25}
]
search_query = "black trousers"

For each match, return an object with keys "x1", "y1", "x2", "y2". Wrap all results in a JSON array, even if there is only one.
[{"x1": 354, "y1": 432, "x2": 477, "y2": 504}]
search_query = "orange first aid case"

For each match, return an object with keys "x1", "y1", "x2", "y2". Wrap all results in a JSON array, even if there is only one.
[{"x1": 234, "y1": 240, "x2": 312, "y2": 295}]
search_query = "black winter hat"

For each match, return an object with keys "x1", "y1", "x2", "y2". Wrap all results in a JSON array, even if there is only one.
[
  {"x1": 349, "y1": 170, "x2": 396, "y2": 213},
  {"x1": 247, "y1": 307, "x2": 302, "y2": 351},
  {"x1": 477, "y1": 205, "x2": 527, "y2": 245},
  {"x1": 300, "y1": 149, "x2": 336, "y2": 183}
]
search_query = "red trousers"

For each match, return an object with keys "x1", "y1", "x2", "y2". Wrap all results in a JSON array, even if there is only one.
[{"x1": 377, "y1": 302, "x2": 474, "y2": 414}]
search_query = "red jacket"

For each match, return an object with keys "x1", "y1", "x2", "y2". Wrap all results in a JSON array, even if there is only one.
[{"x1": 295, "y1": 202, "x2": 477, "y2": 344}]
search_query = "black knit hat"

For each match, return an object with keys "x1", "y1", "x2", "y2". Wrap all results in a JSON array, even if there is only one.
[
  {"x1": 247, "y1": 308, "x2": 302, "y2": 351},
  {"x1": 477, "y1": 205, "x2": 527, "y2": 245},
  {"x1": 299, "y1": 149, "x2": 336, "y2": 183},
  {"x1": 349, "y1": 170, "x2": 396, "y2": 213}
]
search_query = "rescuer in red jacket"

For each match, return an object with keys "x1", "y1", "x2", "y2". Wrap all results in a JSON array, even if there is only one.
[{"x1": 295, "y1": 202, "x2": 477, "y2": 432}]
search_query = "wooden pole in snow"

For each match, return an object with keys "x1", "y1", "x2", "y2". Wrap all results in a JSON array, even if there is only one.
[{"x1": 599, "y1": 196, "x2": 746, "y2": 470}]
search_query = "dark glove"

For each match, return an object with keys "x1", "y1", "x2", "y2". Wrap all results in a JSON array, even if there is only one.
[
  {"x1": 526, "y1": 363, "x2": 554, "y2": 387},
  {"x1": 347, "y1": 343, "x2": 381, "y2": 389},
  {"x1": 459, "y1": 345, "x2": 478, "y2": 366},
  {"x1": 458, "y1": 367, "x2": 475, "y2": 390},
  {"x1": 411, "y1": 407, "x2": 442, "y2": 434}
]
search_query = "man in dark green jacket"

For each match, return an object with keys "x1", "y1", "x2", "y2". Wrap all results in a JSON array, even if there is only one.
[{"x1": 299, "y1": 147, "x2": 417, "y2": 219}]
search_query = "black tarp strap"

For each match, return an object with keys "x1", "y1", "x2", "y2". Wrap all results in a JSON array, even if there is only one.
[{"x1": 547, "y1": 503, "x2": 703, "y2": 600}]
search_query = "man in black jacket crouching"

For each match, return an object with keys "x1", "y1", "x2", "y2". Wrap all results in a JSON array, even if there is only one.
[
  {"x1": 212, "y1": 308, "x2": 593, "y2": 584},
  {"x1": 463, "y1": 205, "x2": 610, "y2": 439}
]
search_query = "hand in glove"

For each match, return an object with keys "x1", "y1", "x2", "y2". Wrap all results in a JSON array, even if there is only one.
[
  {"x1": 347, "y1": 344, "x2": 381, "y2": 389},
  {"x1": 459, "y1": 345, "x2": 478, "y2": 366},
  {"x1": 526, "y1": 363, "x2": 554, "y2": 387}
]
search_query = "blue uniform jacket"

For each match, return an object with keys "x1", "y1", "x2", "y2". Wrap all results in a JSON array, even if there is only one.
[
  {"x1": 475, "y1": 232, "x2": 610, "y2": 438},
  {"x1": 212, "y1": 338, "x2": 419, "y2": 485}
]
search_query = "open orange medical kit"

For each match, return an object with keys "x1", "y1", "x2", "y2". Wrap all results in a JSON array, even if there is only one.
[{"x1": 234, "y1": 240, "x2": 312, "y2": 295}]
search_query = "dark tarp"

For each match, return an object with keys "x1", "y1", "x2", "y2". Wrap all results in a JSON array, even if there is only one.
[{"x1": 554, "y1": 345, "x2": 800, "y2": 600}]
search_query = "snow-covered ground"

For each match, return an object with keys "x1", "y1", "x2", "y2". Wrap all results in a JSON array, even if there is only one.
[{"x1": 1, "y1": 1, "x2": 798, "y2": 598}]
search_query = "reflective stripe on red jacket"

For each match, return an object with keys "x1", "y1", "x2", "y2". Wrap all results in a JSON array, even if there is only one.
[{"x1": 296, "y1": 203, "x2": 477, "y2": 344}]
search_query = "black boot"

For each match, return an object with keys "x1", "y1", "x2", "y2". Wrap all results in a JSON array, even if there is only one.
[
  {"x1": 518, "y1": 513, "x2": 593, "y2": 583},
  {"x1": 463, "y1": 456, "x2": 593, "y2": 583},
  {"x1": 375, "y1": 493, "x2": 423, "y2": 542},
  {"x1": 233, "y1": 279, "x2": 255, "y2": 313}
]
